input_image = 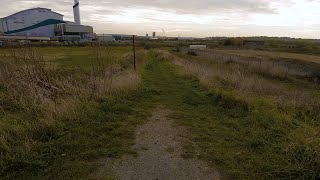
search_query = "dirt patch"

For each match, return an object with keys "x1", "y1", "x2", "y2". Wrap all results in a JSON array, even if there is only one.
[{"x1": 95, "y1": 108, "x2": 221, "y2": 180}]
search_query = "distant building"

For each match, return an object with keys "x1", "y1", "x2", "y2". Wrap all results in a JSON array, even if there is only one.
[
  {"x1": 153, "y1": 32, "x2": 156, "y2": 37},
  {"x1": 96, "y1": 34, "x2": 114, "y2": 42},
  {"x1": 0, "y1": 8, "x2": 64, "y2": 37},
  {"x1": 111, "y1": 34, "x2": 130, "y2": 40},
  {"x1": 97, "y1": 34, "x2": 130, "y2": 41},
  {"x1": 54, "y1": 22, "x2": 94, "y2": 40},
  {"x1": 0, "y1": 1, "x2": 94, "y2": 41},
  {"x1": 189, "y1": 45, "x2": 207, "y2": 50}
]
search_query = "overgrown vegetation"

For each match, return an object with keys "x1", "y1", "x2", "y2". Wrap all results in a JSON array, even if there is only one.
[
  {"x1": 1, "y1": 45, "x2": 319, "y2": 179},
  {"x1": 156, "y1": 49, "x2": 320, "y2": 179},
  {"x1": 0, "y1": 45, "x2": 148, "y2": 178}
]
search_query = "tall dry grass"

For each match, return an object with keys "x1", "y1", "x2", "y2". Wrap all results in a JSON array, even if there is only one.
[
  {"x1": 157, "y1": 50, "x2": 320, "y2": 179},
  {"x1": 157, "y1": 50, "x2": 319, "y2": 109},
  {"x1": 196, "y1": 50, "x2": 320, "y2": 83},
  {"x1": 0, "y1": 45, "x2": 144, "y2": 155}
]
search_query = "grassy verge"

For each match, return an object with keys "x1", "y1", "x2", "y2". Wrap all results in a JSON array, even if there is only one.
[
  {"x1": 214, "y1": 49, "x2": 320, "y2": 65},
  {"x1": 154, "y1": 50, "x2": 320, "y2": 179},
  {"x1": 7, "y1": 91, "x2": 156, "y2": 179},
  {"x1": 118, "y1": 50, "x2": 319, "y2": 179},
  {"x1": 0, "y1": 46, "x2": 149, "y2": 179},
  {"x1": 2, "y1": 48, "x2": 319, "y2": 179},
  {"x1": 0, "y1": 46, "x2": 133, "y2": 69}
]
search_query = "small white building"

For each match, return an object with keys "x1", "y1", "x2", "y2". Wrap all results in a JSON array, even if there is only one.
[
  {"x1": 189, "y1": 45, "x2": 207, "y2": 50},
  {"x1": 96, "y1": 34, "x2": 114, "y2": 42}
]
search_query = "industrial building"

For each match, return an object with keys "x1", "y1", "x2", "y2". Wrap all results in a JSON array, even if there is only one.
[
  {"x1": 96, "y1": 34, "x2": 114, "y2": 42},
  {"x1": 189, "y1": 45, "x2": 207, "y2": 50},
  {"x1": 0, "y1": 8, "x2": 64, "y2": 37},
  {"x1": 54, "y1": 22, "x2": 94, "y2": 41},
  {"x1": 0, "y1": 0, "x2": 94, "y2": 41}
]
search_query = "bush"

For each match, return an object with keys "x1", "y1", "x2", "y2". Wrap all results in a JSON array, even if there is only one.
[
  {"x1": 224, "y1": 37, "x2": 244, "y2": 46},
  {"x1": 187, "y1": 51, "x2": 197, "y2": 56}
]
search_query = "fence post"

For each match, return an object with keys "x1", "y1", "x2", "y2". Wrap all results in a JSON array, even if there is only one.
[{"x1": 132, "y1": 35, "x2": 136, "y2": 71}]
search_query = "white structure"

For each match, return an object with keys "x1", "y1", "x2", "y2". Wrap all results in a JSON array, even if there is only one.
[
  {"x1": 0, "y1": 1, "x2": 94, "y2": 41},
  {"x1": 0, "y1": 8, "x2": 64, "y2": 37},
  {"x1": 73, "y1": 0, "x2": 81, "y2": 25},
  {"x1": 189, "y1": 45, "x2": 207, "y2": 50},
  {"x1": 97, "y1": 34, "x2": 114, "y2": 42},
  {"x1": 55, "y1": 22, "x2": 94, "y2": 41}
]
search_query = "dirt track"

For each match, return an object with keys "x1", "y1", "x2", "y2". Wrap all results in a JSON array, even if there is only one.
[{"x1": 96, "y1": 108, "x2": 221, "y2": 180}]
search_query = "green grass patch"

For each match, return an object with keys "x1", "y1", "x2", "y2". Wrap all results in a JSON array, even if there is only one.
[
  {"x1": 2, "y1": 49, "x2": 319, "y2": 179},
  {"x1": 0, "y1": 46, "x2": 133, "y2": 70},
  {"x1": 141, "y1": 51, "x2": 320, "y2": 179},
  {"x1": 1, "y1": 89, "x2": 157, "y2": 179}
]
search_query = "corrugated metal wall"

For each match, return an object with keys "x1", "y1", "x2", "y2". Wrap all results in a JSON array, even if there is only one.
[{"x1": 2, "y1": 8, "x2": 63, "y2": 37}]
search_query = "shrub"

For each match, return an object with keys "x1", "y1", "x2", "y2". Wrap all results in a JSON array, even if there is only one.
[
  {"x1": 224, "y1": 37, "x2": 244, "y2": 46},
  {"x1": 187, "y1": 51, "x2": 197, "y2": 56}
]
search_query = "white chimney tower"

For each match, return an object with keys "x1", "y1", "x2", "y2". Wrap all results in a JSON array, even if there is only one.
[{"x1": 73, "y1": 0, "x2": 81, "y2": 25}]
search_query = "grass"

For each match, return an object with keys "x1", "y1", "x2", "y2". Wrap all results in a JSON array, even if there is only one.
[
  {"x1": 2, "y1": 92, "x2": 156, "y2": 179},
  {"x1": 1, "y1": 47, "x2": 319, "y2": 179},
  {"x1": 0, "y1": 46, "x2": 134, "y2": 69},
  {"x1": 172, "y1": 49, "x2": 320, "y2": 108},
  {"x1": 193, "y1": 49, "x2": 320, "y2": 85},
  {"x1": 151, "y1": 50, "x2": 320, "y2": 179},
  {"x1": 214, "y1": 49, "x2": 320, "y2": 64},
  {"x1": 0, "y1": 46, "x2": 148, "y2": 179}
]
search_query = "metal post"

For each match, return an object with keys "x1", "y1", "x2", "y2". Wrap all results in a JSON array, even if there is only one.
[{"x1": 133, "y1": 35, "x2": 136, "y2": 71}]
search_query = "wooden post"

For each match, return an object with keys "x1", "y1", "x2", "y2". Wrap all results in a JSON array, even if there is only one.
[{"x1": 132, "y1": 35, "x2": 136, "y2": 71}]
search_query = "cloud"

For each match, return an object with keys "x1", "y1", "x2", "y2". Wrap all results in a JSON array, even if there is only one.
[
  {"x1": 0, "y1": 0, "x2": 284, "y2": 17},
  {"x1": 0, "y1": 0, "x2": 319, "y2": 38},
  {"x1": 91, "y1": 0, "x2": 279, "y2": 14}
]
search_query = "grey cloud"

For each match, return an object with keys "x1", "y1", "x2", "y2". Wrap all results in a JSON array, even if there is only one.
[
  {"x1": 3, "y1": 0, "x2": 319, "y2": 39},
  {"x1": 88, "y1": 0, "x2": 281, "y2": 14},
  {"x1": 1, "y1": 0, "x2": 276, "y2": 24},
  {"x1": 0, "y1": 0, "x2": 288, "y2": 18}
]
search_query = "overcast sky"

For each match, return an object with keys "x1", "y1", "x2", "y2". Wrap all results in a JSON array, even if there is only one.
[{"x1": 1, "y1": 0, "x2": 320, "y2": 38}]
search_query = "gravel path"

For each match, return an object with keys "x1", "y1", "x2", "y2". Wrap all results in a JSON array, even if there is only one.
[{"x1": 96, "y1": 108, "x2": 221, "y2": 180}]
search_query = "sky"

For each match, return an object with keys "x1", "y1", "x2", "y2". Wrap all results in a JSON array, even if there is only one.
[{"x1": 0, "y1": 0, "x2": 320, "y2": 38}]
